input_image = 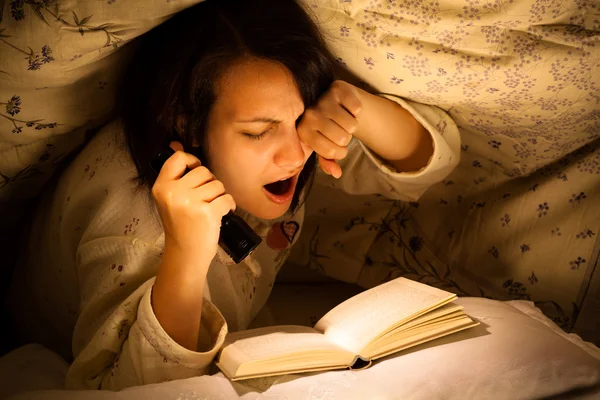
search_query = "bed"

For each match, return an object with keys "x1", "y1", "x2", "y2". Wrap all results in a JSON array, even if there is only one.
[
  {"x1": 2, "y1": 282, "x2": 600, "y2": 399},
  {"x1": 0, "y1": 0, "x2": 599, "y2": 398}
]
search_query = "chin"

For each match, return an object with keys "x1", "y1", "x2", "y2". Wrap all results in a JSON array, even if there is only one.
[
  {"x1": 252, "y1": 205, "x2": 290, "y2": 221},
  {"x1": 240, "y1": 201, "x2": 290, "y2": 221}
]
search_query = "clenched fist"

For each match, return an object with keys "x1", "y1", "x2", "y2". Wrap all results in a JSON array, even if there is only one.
[{"x1": 296, "y1": 80, "x2": 363, "y2": 178}]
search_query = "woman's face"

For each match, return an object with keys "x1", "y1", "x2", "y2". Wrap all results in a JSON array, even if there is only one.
[{"x1": 204, "y1": 58, "x2": 313, "y2": 220}]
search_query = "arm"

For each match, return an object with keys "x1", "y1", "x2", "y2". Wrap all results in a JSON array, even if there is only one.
[
  {"x1": 67, "y1": 235, "x2": 227, "y2": 390},
  {"x1": 64, "y1": 129, "x2": 232, "y2": 390},
  {"x1": 298, "y1": 80, "x2": 460, "y2": 200},
  {"x1": 150, "y1": 143, "x2": 236, "y2": 352},
  {"x1": 152, "y1": 245, "x2": 209, "y2": 351},
  {"x1": 353, "y1": 87, "x2": 434, "y2": 173}
]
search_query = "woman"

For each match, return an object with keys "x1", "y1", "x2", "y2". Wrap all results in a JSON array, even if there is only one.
[{"x1": 7, "y1": 0, "x2": 459, "y2": 390}]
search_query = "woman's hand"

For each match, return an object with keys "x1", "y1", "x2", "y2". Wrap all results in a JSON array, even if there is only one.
[
  {"x1": 297, "y1": 80, "x2": 363, "y2": 178},
  {"x1": 151, "y1": 142, "x2": 236, "y2": 265},
  {"x1": 299, "y1": 80, "x2": 433, "y2": 174}
]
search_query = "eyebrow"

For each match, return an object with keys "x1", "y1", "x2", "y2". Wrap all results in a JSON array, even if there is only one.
[{"x1": 235, "y1": 117, "x2": 282, "y2": 124}]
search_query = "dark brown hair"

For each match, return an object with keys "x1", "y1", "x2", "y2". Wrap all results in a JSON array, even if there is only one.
[{"x1": 118, "y1": 0, "x2": 336, "y2": 215}]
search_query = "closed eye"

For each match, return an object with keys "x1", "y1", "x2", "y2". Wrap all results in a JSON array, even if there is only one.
[{"x1": 243, "y1": 129, "x2": 270, "y2": 140}]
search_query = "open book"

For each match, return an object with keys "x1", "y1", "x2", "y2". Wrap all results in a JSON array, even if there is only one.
[{"x1": 215, "y1": 277, "x2": 479, "y2": 381}]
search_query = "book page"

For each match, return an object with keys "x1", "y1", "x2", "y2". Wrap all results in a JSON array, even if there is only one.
[
  {"x1": 364, "y1": 314, "x2": 471, "y2": 355},
  {"x1": 315, "y1": 278, "x2": 456, "y2": 354},
  {"x1": 228, "y1": 364, "x2": 350, "y2": 381},
  {"x1": 380, "y1": 303, "x2": 464, "y2": 337},
  {"x1": 216, "y1": 325, "x2": 354, "y2": 379},
  {"x1": 365, "y1": 317, "x2": 479, "y2": 360}
]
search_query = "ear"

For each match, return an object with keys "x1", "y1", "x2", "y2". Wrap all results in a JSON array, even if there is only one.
[
  {"x1": 172, "y1": 114, "x2": 191, "y2": 151},
  {"x1": 175, "y1": 114, "x2": 186, "y2": 135},
  {"x1": 169, "y1": 141, "x2": 184, "y2": 152}
]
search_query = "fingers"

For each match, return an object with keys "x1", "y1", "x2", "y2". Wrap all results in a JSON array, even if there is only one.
[
  {"x1": 195, "y1": 179, "x2": 226, "y2": 203},
  {"x1": 330, "y1": 80, "x2": 362, "y2": 118},
  {"x1": 299, "y1": 110, "x2": 349, "y2": 160},
  {"x1": 157, "y1": 150, "x2": 202, "y2": 181},
  {"x1": 154, "y1": 144, "x2": 233, "y2": 210},
  {"x1": 211, "y1": 193, "x2": 237, "y2": 216},
  {"x1": 182, "y1": 181, "x2": 235, "y2": 222},
  {"x1": 180, "y1": 165, "x2": 215, "y2": 188},
  {"x1": 304, "y1": 128, "x2": 348, "y2": 160},
  {"x1": 323, "y1": 102, "x2": 358, "y2": 142},
  {"x1": 318, "y1": 155, "x2": 342, "y2": 179},
  {"x1": 296, "y1": 81, "x2": 364, "y2": 179},
  {"x1": 315, "y1": 111, "x2": 353, "y2": 148}
]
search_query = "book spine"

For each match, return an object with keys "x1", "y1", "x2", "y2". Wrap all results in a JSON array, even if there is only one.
[{"x1": 349, "y1": 356, "x2": 372, "y2": 371}]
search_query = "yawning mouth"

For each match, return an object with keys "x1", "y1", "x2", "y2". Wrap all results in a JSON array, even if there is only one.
[
  {"x1": 262, "y1": 174, "x2": 299, "y2": 204},
  {"x1": 264, "y1": 177, "x2": 293, "y2": 195}
]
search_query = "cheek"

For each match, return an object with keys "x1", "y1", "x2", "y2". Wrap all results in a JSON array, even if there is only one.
[{"x1": 227, "y1": 146, "x2": 271, "y2": 182}]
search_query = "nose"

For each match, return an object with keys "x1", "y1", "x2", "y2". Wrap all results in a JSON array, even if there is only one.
[{"x1": 273, "y1": 127, "x2": 309, "y2": 170}]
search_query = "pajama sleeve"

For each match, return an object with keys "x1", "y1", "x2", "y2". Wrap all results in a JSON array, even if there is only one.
[
  {"x1": 60, "y1": 125, "x2": 228, "y2": 390},
  {"x1": 328, "y1": 94, "x2": 461, "y2": 201},
  {"x1": 65, "y1": 235, "x2": 227, "y2": 390}
]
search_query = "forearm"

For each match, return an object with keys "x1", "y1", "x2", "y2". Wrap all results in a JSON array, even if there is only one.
[
  {"x1": 354, "y1": 88, "x2": 433, "y2": 172},
  {"x1": 152, "y1": 245, "x2": 210, "y2": 351}
]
